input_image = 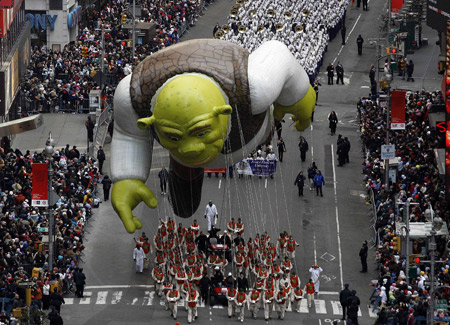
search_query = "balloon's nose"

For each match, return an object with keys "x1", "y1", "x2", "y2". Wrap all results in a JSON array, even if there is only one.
[{"x1": 178, "y1": 142, "x2": 206, "y2": 158}]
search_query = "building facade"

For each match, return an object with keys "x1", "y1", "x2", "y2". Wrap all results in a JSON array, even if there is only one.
[
  {"x1": 0, "y1": 0, "x2": 31, "y2": 121},
  {"x1": 25, "y1": 0, "x2": 80, "y2": 51}
]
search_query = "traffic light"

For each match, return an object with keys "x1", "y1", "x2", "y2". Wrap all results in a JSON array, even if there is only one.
[
  {"x1": 400, "y1": 58, "x2": 406, "y2": 71},
  {"x1": 82, "y1": 46, "x2": 88, "y2": 58},
  {"x1": 386, "y1": 46, "x2": 399, "y2": 55},
  {"x1": 392, "y1": 236, "x2": 401, "y2": 252},
  {"x1": 121, "y1": 14, "x2": 127, "y2": 25}
]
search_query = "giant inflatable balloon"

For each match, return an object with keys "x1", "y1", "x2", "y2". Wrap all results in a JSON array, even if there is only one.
[{"x1": 110, "y1": 39, "x2": 315, "y2": 233}]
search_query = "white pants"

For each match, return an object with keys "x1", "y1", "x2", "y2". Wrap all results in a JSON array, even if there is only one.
[
  {"x1": 187, "y1": 306, "x2": 197, "y2": 323},
  {"x1": 169, "y1": 302, "x2": 178, "y2": 318},
  {"x1": 277, "y1": 303, "x2": 286, "y2": 319},
  {"x1": 307, "y1": 293, "x2": 314, "y2": 307},
  {"x1": 264, "y1": 303, "x2": 273, "y2": 320}
]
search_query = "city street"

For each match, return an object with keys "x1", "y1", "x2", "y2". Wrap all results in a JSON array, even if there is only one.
[{"x1": 11, "y1": 0, "x2": 443, "y2": 323}]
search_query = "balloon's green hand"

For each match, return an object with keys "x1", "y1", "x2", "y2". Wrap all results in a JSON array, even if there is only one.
[
  {"x1": 111, "y1": 180, "x2": 158, "y2": 233},
  {"x1": 273, "y1": 85, "x2": 316, "y2": 131}
]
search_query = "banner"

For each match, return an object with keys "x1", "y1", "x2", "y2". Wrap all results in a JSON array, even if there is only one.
[
  {"x1": 236, "y1": 159, "x2": 277, "y2": 176},
  {"x1": 204, "y1": 168, "x2": 226, "y2": 174},
  {"x1": 390, "y1": 90, "x2": 407, "y2": 130},
  {"x1": 391, "y1": 0, "x2": 403, "y2": 13},
  {"x1": 32, "y1": 163, "x2": 48, "y2": 207}
]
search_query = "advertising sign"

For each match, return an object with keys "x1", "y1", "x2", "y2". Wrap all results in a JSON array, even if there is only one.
[
  {"x1": 391, "y1": 0, "x2": 403, "y2": 13},
  {"x1": 0, "y1": 0, "x2": 23, "y2": 37},
  {"x1": 0, "y1": 0, "x2": 14, "y2": 9},
  {"x1": 32, "y1": 163, "x2": 48, "y2": 207},
  {"x1": 390, "y1": 90, "x2": 407, "y2": 130}
]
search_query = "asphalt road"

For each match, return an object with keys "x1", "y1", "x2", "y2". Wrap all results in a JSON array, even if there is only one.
[{"x1": 11, "y1": 0, "x2": 443, "y2": 323}]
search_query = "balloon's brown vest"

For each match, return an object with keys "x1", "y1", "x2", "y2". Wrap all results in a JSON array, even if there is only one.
[{"x1": 129, "y1": 38, "x2": 266, "y2": 154}]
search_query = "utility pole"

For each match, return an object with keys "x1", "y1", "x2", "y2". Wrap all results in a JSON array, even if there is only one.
[
  {"x1": 44, "y1": 132, "x2": 55, "y2": 271},
  {"x1": 132, "y1": 0, "x2": 136, "y2": 64}
]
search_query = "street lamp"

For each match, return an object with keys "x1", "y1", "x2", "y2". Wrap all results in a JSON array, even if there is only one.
[
  {"x1": 44, "y1": 132, "x2": 55, "y2": 272},
  {"x1": 383, "y1": 70, "x2": 393, "y2": 189},
  {"x1": 428, "y1": 212, "x2": 443, "y2": 325}
]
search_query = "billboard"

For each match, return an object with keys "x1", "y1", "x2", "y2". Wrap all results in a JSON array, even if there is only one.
[
  {"x1": 427, "y1": 0, "x2": 450, "y2": 33},
  {"x1": 446, "y1": 21, "x2": 450, "y2": 199}
]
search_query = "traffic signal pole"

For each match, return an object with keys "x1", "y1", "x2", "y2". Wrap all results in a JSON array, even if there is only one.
[{"x1": 132, "y1": 0, "x2": 136, "y2": 64}]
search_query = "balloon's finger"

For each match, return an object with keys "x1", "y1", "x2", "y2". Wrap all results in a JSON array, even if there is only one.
[
  {"x1": 295, "y1": 119, "x2": 311, "y2": 132},
  {"x1": 132, "y1": 216, "x2": 143, "y2": 230},
  {"x1": 138, "y1": 186, "x2": 158, "y2": 209},
  {"x1": 115, "y1": 203, "x2": 138, "y2": 234}
]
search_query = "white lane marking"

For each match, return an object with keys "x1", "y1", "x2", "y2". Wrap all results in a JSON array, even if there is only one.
[
  {"x1": 143, "y1": 291, "x2": 155, "y2": 305},
  {"x1": 300, "y1": 298, "x2": 309, "y2": 313},
  {"x1": 314, "y1": 299, "x2": 326, "y2": 314},
  {"x1": 318, "y1": 291, "x2": 339, "y2": 295},
  {"x1": 212, "y1": 305, "x2": 224, "y2": 309},
  {"x1": 85, "y1": 285, "x2": 154, "y2": 289},
  {"x1": 219, "y1": 179, "x2": 221, "y2": 189},
  {"x1": 96, "y1": 291, "x2": 108, "y2": 304},
  {"x1": 331, "y1": 300, "x2": 342, "y2": 315},
  {"x1": 111, "y1": 291, "x2": 122, "y2": 304},
  {"x1": 358, "y1": 307, "x2": 362, "y2": 316},
  {"x1": 265, "y1": 178, "x2": 267, "y2": 189},
  {"x1": 65, "y1": 298, "x2": 74, "y2": 305},
  {"x1": 131, "y1": 298, "x2": 138, "y2": 305},
  {"x1": 313, "y1": 232, "x2": 317, "y2": 265},
  {"x1": 361, "y1": 86, "x2": 370, "y2": 88},
  {"x1": 331, "y1": 144, "x2": 344, "y2": 289},
  {"x1": 346, "y1": 14, "x2": 362, "y2": 44},
  {"x1": 80, "y1": 291, "x2": 92, "y2": 304}
]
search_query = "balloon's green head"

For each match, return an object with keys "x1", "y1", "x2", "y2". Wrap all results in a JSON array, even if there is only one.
[{"x1": 137, "y1": 74, "x2": 232, "y2": 167}]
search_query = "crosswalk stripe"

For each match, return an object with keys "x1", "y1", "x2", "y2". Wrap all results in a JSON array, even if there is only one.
[
  {"x1": 96, "y1": 291, "x2": 108, "y2": 304},
  {"x1": 80, "y1": 292, "x2": 92, "y2": 305},
  {"x1": 299, "y1": 299, "x2": 309, "y2": 313},
  {"x1": 111, "y1": 291, "x2": 122, "y2": 304},
  {"x1": 143, "y1": 291, "x2": 155, "y2": 306},
  {"x1": 62, "y1": 291, "x2": 378, "y2": 318},
  {"x1": 314, "y1": 299, "x2": 326, "y2": 314},
  {"x1": 330, "y1": 301, "x2": 342, "y2": 315}
]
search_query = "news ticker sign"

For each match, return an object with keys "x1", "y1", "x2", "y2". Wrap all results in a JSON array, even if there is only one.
[{"x1": 31, "y1": 163, "x2": 48, "y2": 207}]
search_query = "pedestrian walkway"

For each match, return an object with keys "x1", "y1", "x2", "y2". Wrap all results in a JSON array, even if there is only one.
[{"x1": 62, "y1": 287, "x2": 377, "y2": 318}]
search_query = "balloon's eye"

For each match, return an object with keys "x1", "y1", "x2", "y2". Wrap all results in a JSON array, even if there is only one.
[
  {"x1": 197, "y1": 131, "x2": 209, "y2": 137},
  {"x1": 169, "y1": 136, "x2": 180, "y2": 141}
]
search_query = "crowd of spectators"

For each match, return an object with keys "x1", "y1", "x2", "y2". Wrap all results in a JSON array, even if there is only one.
[
  {"x1": 222, "y1": 0, "x2": 349, "y2": 78},
  {"x1": 0, "y1": 138, "x2": 101, "y2": 321},
  {"x1": 359, "y1": 90, "x2": 450, "y2": 323},
  {"x1": 19, "y1": 0, "x2": 205, "y2": 115}
]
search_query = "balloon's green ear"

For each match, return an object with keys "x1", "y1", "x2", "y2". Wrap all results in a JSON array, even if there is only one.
[
  {"x1": 212, "y1": 105, "x2": 232, "y2": 117},
  {"x1": 137, "y1": 116, "x2": 156, "y2": 130}
]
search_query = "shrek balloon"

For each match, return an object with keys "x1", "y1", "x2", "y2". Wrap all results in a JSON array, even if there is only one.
[{"x1": 111, "y1": 39, "x2": 316, "y2": 233}]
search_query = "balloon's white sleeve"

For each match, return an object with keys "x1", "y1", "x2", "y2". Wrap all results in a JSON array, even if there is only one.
[
  {"x1": 110, "y1": 75, "x2": 153, "y2": 182},
  {"x1": 248, "y1": 40, "x2": 310, "y2": 114}
]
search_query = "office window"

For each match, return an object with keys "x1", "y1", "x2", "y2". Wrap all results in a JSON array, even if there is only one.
[{"x1": 49, "y1": 0, "x2": 62, "y2": 10}]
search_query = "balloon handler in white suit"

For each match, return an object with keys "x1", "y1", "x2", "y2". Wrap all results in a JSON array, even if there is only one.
[{"x1": 110, "y1": 39, "x2": 316, "y2": 233}]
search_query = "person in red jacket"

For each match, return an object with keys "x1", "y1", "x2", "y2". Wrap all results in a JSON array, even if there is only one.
[{"x1": 235, "y1": 288, "x2": 247, "y2": 323}]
